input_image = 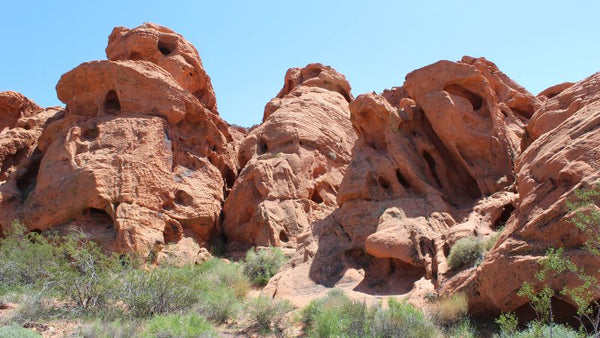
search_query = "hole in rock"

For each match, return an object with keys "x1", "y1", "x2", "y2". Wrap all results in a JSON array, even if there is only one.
[
  {"x1": 395, "y1": 169, "x2": 411, "y2": 189},
  {"x1": 162, "y1": 200, "x2": 174, "y2": 211},
  {"x1": 423, "y1": 151, "x2": 443, "y2": 189},
  {"x1": 16, "y1": 148, "x2": 42, "y2": 201},
  {"x1": 86, "y1": 208, "x2": 113, "y2": 225},
  {"x1": 279, "y1": 230, "x2": 289, "y2": 243},
  {"x1": 158, "y1": 39, "x2": 175, "y2": 56},
  {"x1": 310, "y1": 189, "x2": 324, "y2": 204},
  {"x1": 444, "y1": 84, "x2": 483, "y2": 110},
  {"x1": 174, "y1": 190, "x2": 193, "y2": 206},
  {"x1": 103, "y1": 90, "x2": 121, "y2": 115},
  {"x1": 443, "y1": 242, "x2": 450, "y2": 257},
  {"x1": 378, "y1": 176, "x2": 392, "y2": 194},
  {"x1": 257, "y1": 139, "x2": 268, "y2": 155},
  {"x1": 1, "y1": 148, "x2": 27, "y2": 179},
  {"x1": 163, "y1": 220, "x2": 183, "y2": 243},
  {"x1": 419, "y1": 237, "x2": 434, "y2": 257},
  {"x1": 224, "y1": 167, "x2": 236, "y2": 189},
  {"x1": 493, "y1": 204, "x2": 515, "y2": 230},
  {"x1": 129, "y1": 51, "x2": 143, "y2": 60},
  {"x1": 82, "y1": 123, "x2": 99, "y2": 141}
]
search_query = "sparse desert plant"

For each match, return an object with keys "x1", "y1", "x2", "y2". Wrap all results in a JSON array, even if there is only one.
[
  {"x1": 495, "y1": 312, "x2": 519, "y2": 337},
  {"x1": 201, "y1": 258, "x2": 250, "y2": 298},
  {"x1": 485, "y1": 227, "x2": 504, "y2": 252},
  {"x1": 194, "y1": 287, "x2": 241, "y2": 324},
  {"x1": 0, "y1": 325, "x2": 40, "y2": 338},
  {"x1": 371, "y1": 298, "x2": 440, "y2": 338},
  {"x1": 246, "y1": 295, "x2": 293, "y2": 334},
  {"x1": 429, "y1": 293, "x2": 469, "y2": 327},
  {"x1": 141, "y1": 313, "x2": 217, "y2": 338},
  {"x1": 243, "y1": 246, "x2": 287, "y2": 286},
  {"x1": 77, "y1": 320, "x2": 142, "y2": 338},
  {"x1": 119, "y1": 266, "x2": 201, "y2": 318},
  {"x1": 447, "y1": 237, "x2": 484, "y2": 270},
  {"x1": 509, "y1": 322, "x2": 581, "y2": 338}
]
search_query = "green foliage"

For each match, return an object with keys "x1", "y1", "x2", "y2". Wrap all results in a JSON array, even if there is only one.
[
  {"x1": 246, "y1": 295, "x2": 293, "y2": 334},
  {"x1": 429, "y1": 293, "x2": 469, "y2": 327},
  {"x1": 119, "y1": 265, "x2": 202, "y2": 318},
  {"x1": 496, "y1": 312, "x2": 519, "y2": 336},
  {"x1": 302, "y1": 289, "x2": 440, "y2": 338},
  {"x1": 243, "y1": 246, "x2": 287, "y2": 286},
  {"x1": 485, "y1": 227, "x2": 504, "y2": 251},
  {"x1": 194, "y1": 287, "x2": 241, "y2": 324},
  {"x1": 201, "y1": 258, "x2": 249, "y2": 298},
  {"x1": 141, "y1": 313, "x2": 217, "y2": 338},
  {"x1": 517, "y1": 282, "x2": 555, "y2": 324},
  {"x1": 0, "y1": 325, "x2": 41, "y2": 338},
  {"x1": 77, "y1": 320, "x2": 141, "y2": 338},
  {"x1": 508, "y1": 322, "x2": 582, "y2": 338},
  {"x1": 447, "y1": 237, "x2": 484, "y2": 270}
]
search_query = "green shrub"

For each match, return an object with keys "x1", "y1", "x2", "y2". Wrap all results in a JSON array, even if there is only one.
[
  {"x1": 201, "y1": 258, "x2": 250, "y2": 298},
  {"x1": 303, "y1": 289, "x2": 439, "y2": 338},
  {"x1": 119, "y1": 266, "x2": 201, "y2": 318},
  {"x1": 0, "y1": 325, "x2": 40, "y2": 338},
  {"x1": 496, "y1": 312, "x2": 518, "y2": 336},
  {"x1": 243, "y1": 247, "x2": 286, "y2": 286},
  {"x1": 429, "y1": 293, "x2": 469, "y2": 327},
  {"x1": 246, "y1": 295, "x2": 293, "y2": 334},
  {"x1": 485, "y1": 227, "x2": 504, "y2": 251},
  {"x1": 77, "y1": 320, "x2": 142, "y2": 338},
  {"x1": 509, "y1": 322, "x2": 581, "y2": 338},
  {"x1": 194, "y1": 287, "x2": 241, "y2": 324},
  {"x1": 447, "y1": 237, "x2": 484, "y2": 270},
  {"x1": 141, "y1": 313, "x2": 217, "y2": 338}
]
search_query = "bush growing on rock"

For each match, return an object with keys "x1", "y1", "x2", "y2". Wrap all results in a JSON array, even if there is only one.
[
  {"x1": 447, "y1": 237, "x2": 484, "y2": 270},
  {"x1": 243, "y1": 246, "x2": 286, "y2": 286}
]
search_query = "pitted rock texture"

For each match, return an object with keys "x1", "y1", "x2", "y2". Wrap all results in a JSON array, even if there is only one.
[
  {"x1": 222, "y1": 63, "x2": 356, "y2": 248},
  {"x1": 446, "y1": 72, "x2": 600, "y2": 317},
  {"x1": 106, "y1": 22, "x2": 218, "y2": 113},
  {"x1": 1, "y1": 24, "x2": 241, "y2": 261},
  {"x1": 265, "y1": 57, "x2": 539, "y2": 304},
  {"x1": 0, "y1": 91, "x2": 42, "y2": 132}
]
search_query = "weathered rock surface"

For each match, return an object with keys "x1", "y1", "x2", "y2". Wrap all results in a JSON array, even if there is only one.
[
  {"x1": 265, "y1": 57, "x2": 540, "y2": 306},
  {"x1": 446, "y1": 72, "x2": 600, "y2": 317},
  {"x1": 1, "y1": 24, "x2": 241, "y2": 259},
  {"x1": 106, "y1": 22, "x2": 218, "y2": 113},
  {"x1": 0, "y1": 91, "x2": 42, "y2": 132},
  {"x1": 222, "y1": 64, "x2": 356, "y2": 248}
]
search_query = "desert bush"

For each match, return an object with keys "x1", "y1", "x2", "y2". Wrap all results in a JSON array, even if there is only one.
[
  {"x1": 200, "y1": 258, "x2": 250, "y2": 298},
  {"x1": 0, "y1": 223, "x2": 57, "y2": 293},
  {"x1": 447, "y1": 237, "x2": 484, "y2": 270},
  {"x1": 429, "y1": 293, "x2": 469, "y2": 326},
  {"x1": 119, "y1": 266, "x2": 201, "y2": 318},
  {"x1": 0, "y1": 325, "x2": 40, "y2": 338},
  {"x1": 303, "y1": 289, "x2": 439, "y2": 338},
  {"x1": 194, "y1": 287, "x2": 241, "y2": 324},
  {"x1": 496, "y1": 312, "x2": 519, "y2": 337},
  {"x1": 485, "y1": 227, "x2": 504, "y2": 252},
  {"x1": 243, "y1": 246, "x2": 286, "y2": 286},
  {"x1": 141, "y1": 313, "x2": 217, "y2": 338},
  {"x1": 508, "y1": 322, "x2": 581, "y2": 338},
  {"x1": 246, "y1": 295, "x2": 293, "y2": 334},
  {"x1": 77, "y1": 320, "x2": 142, "y2": 338}
]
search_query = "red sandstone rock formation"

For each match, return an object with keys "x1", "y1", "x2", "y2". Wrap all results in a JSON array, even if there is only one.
[
  {"x1": 222, "y1": 63, "x2": 356, "y2": 248},
  {"x1": 1, "y1": 24, "x2": 241, "y2": 264},
  {"x1": 446, "y1": 72, "x2": 600, "y2": 317}
]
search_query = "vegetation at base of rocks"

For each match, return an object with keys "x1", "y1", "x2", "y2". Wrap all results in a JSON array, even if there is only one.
[
  {"x1": 302, "y1": 289, "x2": 441, "y2": 338},
  {"x1": 513, "y1": 185, "x2": 600, "y2": 337},
  {"x1": 0, "y1": 325, "x2": 41, "y2": 338},
  {"x1": 429, "y1": 293, "x2": 469, "y2": 327},
  {"x1": 485, "y1": 226, "x2": 504, "y2": 251},
  {"x1": 447, "y1": 237, "x2": 484, "y2": 270},
  {"x1": 141, "y1": 313, "x2": 218, "y2": 338},
  {"x1": 243, "y1": 246, "x2": 287, "y2": 286},
  {"x1": 245, "y1": 295, "x2": 293, "y2": 334}
]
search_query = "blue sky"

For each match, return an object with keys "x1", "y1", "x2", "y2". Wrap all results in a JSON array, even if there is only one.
[{"x1": 1, "y1": 1, "x2": 599, "y2": 127}]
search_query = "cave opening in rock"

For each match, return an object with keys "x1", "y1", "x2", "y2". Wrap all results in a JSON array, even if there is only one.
[
  {"x1": 378, "y1": 176, "x2": 393, "y2": 194},
  {"x1": 444, "y1": 84, "x2": 484, "y2": 110},
  {"x1": 103, "y1": 90, "x2": 121, "y2": 115},
  {"x1": 423, "y1": 151, "x2": 443, "y2": 189},
  {"x1": 174, "y1": 190, "x2": 193, "y2": 206},
  {"x1": 494, "y1": 204, "x2": 515, "y2": 230},
  {"x1": 158, "y1": 39, "x2": 175, "y2": 56},
  {"x1": 279, "y1": 230, "x2": 289, "y2": 243},
  {"x1": 163, "y1": 220, "x2": 183, "y2": 243},
  {"x1": 257, "y1": 139, "x2": 268, "y2": 155},
  {"x1": 82, "y1": 122, "x2": 99, "y2": 141},
  {"x1": 395, "y1": 169, "x2": 411, "y2": 189},
  {"x1": 224, "y1": 167, "x2": 236, "y2": 190},
  {"x1": 310, "y1": 188, "x2": 324, "y2": 204},
  {"x1": 16, "y1": 148, "x2": 42, "y2": 201}
]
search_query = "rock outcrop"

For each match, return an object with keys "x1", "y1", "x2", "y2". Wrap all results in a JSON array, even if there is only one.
[
  {"x1": 265, "y1": 57, "x2": 541, "y2": 306},
  {"x1": 1, "y1": 24, "x2": 241, "y2": 263},
  {"x1": 446, "y1": 71, "x2": 600, "y2": 317},
  {"x1": 222, "y1": 64, "x2": 356, "y2": 248}
]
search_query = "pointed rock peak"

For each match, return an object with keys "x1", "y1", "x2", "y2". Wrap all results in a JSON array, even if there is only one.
[
  {"x1": 276, "y1": 63, "x2": 353, "y2": 102},
  {"x1": 106, "y1": 23, "x2": 218, "y2": 114}
]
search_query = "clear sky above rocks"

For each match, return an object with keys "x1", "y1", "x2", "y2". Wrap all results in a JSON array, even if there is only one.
[{"x1": 2, "y1": 0, "x2": 599, "y2": 127}]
